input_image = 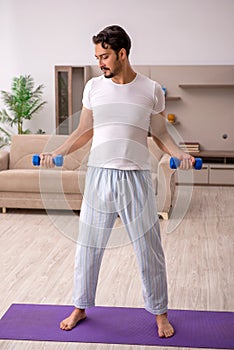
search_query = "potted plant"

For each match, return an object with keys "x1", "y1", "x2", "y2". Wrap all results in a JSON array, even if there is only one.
[{"x1": 0, "y1": 74, "x2": 46, "y2": 147}]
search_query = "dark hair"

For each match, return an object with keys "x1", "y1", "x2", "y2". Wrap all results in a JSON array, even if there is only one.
[{"x1": 92, "y1": 25, "x2": 131, "y2": 57}]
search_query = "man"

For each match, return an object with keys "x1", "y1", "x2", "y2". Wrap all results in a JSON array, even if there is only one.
[{"x1": 41, "y1": 25, "x2": 194, "y2": 338}]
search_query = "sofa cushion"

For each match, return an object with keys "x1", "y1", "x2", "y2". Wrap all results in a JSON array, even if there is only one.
[
  {"x1": 0, "y1": 169, "x2": 86, "y2": 194},
  {"x1": 0, "y1": 169, "x2": 157, "y2": 195},
  {"x1": 0, "y1": 150, "x2": 9, "y2": 170}
]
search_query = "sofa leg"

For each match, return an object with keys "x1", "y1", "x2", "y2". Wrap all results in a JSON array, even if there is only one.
[
  {"x1": 2, "y1": 207, "x2": 6, "y2": 214},
  {"x1": 158, "y1": 212, "x2": 169, "y2": 220}
]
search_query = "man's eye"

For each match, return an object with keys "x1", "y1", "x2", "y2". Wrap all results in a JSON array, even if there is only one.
[{"x1": 102, "y1": 55, "x2": 108, "y2": 59}]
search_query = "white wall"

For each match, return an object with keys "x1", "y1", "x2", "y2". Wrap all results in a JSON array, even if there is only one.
[{"x1": 1, "y1": 0, "x2": 234, "y2": 134}]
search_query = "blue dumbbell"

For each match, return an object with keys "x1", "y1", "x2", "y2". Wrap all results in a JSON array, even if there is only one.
[
  {"x1": 170, "y1": 157, "x2": 202, "y2": 170},
  {"x1": 32, "y1": 154, "x2": 64, "y2": 167}
]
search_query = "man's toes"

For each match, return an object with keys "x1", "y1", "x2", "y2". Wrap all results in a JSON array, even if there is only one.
[
  {"x1": 158, "y1": 329, "x2": 165, "y2": 338},
  {"x1": 164, "y1": 327, "x2": 174, "y2": 338},
  {"x1": 60, "y1": 321, "x2": 70, "y2": 330},
  {"x1": 60, "y1": 322, "x2": 65, "y2": 330},
  {"x1": 64, "y1": 325, "x2": 72, "y2": 331},
  {"x1": 164, "y1": 330, "x2": 172, "y2": 338},
  {"x1": 158, "y1": 326, "x2": 174, "y2": 338}
]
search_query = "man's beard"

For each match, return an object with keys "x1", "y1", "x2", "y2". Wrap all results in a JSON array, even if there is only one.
[
  {"x1": 103, "y1": 69, "x2": 114, "y2": 79},
  {"x1": 101, "y1": 63, "x2": 121, "y2": 79},
  {"x1": 102, "y1": 68, "x2": 114, "y2": 79}
]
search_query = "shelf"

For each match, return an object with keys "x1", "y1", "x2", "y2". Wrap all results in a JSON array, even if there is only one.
[
  {"x1": 165, "y1": 96, "x2": 181, "y2": 101},
  {"x1": 190, "y1": 150, "x2": 234, "y2": 157},
  {"x1": 166, "y1": 120, "x2": 179, "y2": 126},
  {"x1": 190, "y1": 150, "x2": 234, "y2": 165},
  {"x1": 179, "y1": 84, "x2": 234, "y2": 89}
]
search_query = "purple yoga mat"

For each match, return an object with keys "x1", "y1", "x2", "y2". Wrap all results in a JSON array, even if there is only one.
[{"x1": 0, "y1": 304, "x2": 233, "y2": 349}]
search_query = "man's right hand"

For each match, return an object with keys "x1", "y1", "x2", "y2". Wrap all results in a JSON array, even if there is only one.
[{"x1": 39, "y1": 153, "x2": 57, "y2": 168}]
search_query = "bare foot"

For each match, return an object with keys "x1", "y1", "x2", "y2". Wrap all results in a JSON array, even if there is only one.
[
  {"x1": 60, "y1": 308, "x2": 86, "y2": 331},
  {"x1": 156, "y1": 313, "x2": 174, "y2": 338}
]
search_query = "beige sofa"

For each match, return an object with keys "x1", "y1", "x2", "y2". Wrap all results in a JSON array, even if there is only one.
[{"x1": 0, "y1": 134, "x2": 176, "y2": 219}]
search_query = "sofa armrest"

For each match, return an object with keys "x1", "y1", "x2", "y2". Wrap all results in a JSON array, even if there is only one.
[
  {"x1": 0, "y1": 150, "x2": 9, "y2": 170},
  {"x1": 158, "y1": 153, "x2": 175, "y2": 173},
  {"x1": 156, "y1": 153, "x2": 176, "y2": 214}
]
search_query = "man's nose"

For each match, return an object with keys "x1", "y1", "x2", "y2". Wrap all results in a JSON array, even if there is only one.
[{"x1": 98, "y1": 58, "x2": 103, "y2": 68}]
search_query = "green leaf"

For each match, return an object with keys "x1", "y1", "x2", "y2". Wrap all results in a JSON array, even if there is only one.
[
  {"x1": 0, "y1": 74, "x2": 47, "y2": 134},
  {"x1": 0, "y1": 125, "x2": 11, "y2": 137}
]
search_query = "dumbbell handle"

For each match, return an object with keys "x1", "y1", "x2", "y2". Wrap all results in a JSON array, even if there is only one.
[
  {"x1": 170, "y1": 157, "x2": 202, "y2": 170},
  {"x1": 32, "y1": 154, "x2": 63, "y2": 167}
]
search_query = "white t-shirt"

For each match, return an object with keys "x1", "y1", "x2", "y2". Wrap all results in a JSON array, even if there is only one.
[{"x1": 82, "y1": 73, "x2": 165, "y2": 170}]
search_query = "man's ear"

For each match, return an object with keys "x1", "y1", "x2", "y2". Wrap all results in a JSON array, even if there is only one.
[{"x1": 118, "y1": 48, "x2": 127, "y2": 60}]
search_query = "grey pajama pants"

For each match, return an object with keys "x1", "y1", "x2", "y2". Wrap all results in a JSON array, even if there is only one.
[{"x1": 73, "y1": 166, "x2": 168, "y2": 315}]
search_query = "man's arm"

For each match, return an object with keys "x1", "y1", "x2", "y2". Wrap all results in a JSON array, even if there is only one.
[
  {"x1": 40, "y1": 107, "x2": 93, "y2": 167},
  {"x1": 150, "y1": 111, "x2": 195, "y2": 170}
]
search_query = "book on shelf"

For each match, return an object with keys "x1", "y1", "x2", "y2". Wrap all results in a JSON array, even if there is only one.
[{"x1": 179, "y1": 142, "x2": 200, "y2": 153}]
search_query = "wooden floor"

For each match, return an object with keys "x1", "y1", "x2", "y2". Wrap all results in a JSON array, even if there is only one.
[{"x1": 0, "y1": 186, "x2": 233, "y2": 350}]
